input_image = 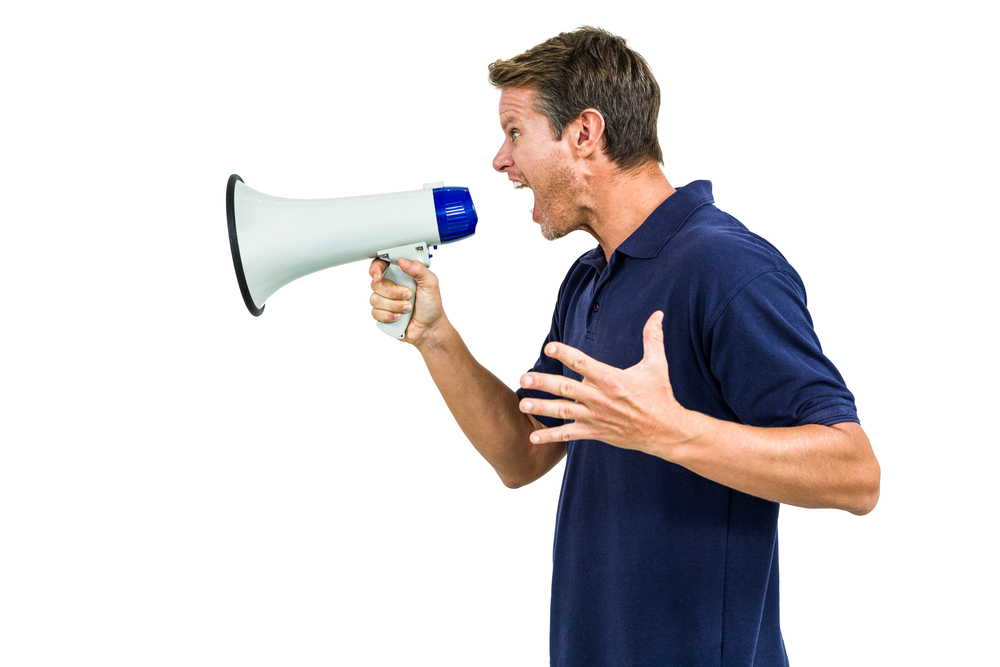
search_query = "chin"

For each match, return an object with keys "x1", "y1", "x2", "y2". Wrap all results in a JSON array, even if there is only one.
[
  {"x1": 540, "y1": 224, "x2": 567, "y2": 241},
  {"x1": 542, "y1": 227, "x2": 566, "y2": 241},
  {"x1": 538, "y1": 209, "x2": 572, "y2": 241}
]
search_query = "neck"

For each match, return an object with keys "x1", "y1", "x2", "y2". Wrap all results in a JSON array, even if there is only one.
[{"x1": 575, "y1": 162, "x2": 675, "y2": 262}]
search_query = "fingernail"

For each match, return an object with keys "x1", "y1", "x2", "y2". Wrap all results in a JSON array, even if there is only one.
[
  {"x1": 403, "y1": 290, "x2": 412, "y2": 300},
  {"x1": 402, "y1": 304, "x2": 412, "y2": 313},
  {"x1": 393, "y1": 313, "x2": 401, "y2": 321},
  {"x1": 546, "y1": 344, "x2": 557, "y2": 356},
  {"x1": 530, "y1": 433, "x2": 541, "y2": 444},
  {"x1": 521, "y1": 400, "x2": 533, "y2": 412},
  {"x1": 522, "y1": 375, "x2": 533, "y2": 388}
]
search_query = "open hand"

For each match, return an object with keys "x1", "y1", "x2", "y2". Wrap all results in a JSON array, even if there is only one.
[{"x1": 518, "y1": 311, "x2": 693, "y2": 456}]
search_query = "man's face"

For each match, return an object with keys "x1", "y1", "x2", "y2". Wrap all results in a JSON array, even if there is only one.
[{"x1": 493, "y1": 87, "x2": 579, "y2": 240}]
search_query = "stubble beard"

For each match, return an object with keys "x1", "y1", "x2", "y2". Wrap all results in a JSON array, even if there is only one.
[
  {"x1": 535, "y1": 163, "x2": 577, "y2": 242},
  {"x1": 539, "y1": 215, "x2": 565, "y2": 241}
]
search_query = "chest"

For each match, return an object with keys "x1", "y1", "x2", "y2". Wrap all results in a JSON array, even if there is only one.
[{"x1": 559, "y1": 258, "x2": 702, "y2": 372}]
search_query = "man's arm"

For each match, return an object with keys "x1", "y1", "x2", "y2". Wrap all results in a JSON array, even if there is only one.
[
  {"x1": 517, "y1": 311, "x2": 880, "y2": 514},
  {"x1": 370, "y1": 257, "x2": 565, "y2": 488}
]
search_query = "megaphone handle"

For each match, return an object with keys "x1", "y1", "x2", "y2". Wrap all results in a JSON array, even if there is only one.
[{"x1": 376, "y1": 243, "x2": 431, "y2": 340}]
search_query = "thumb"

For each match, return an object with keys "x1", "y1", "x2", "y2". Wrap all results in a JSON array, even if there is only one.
[
  {"x1": 397, "y1": 256, "x2": 424, "y2": 277},
  {"x1": 641, "y1": 311, "x2": 667, "y2": 367},
  {"x1": 397, "y1": 257, "x2": 436, "y2": 288}
]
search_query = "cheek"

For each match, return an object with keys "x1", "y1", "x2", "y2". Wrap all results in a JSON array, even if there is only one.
[{"x1": 514, "y1": 145, "x2": 539, "y2": 174}]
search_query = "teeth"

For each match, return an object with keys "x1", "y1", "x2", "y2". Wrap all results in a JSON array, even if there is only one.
[{"x1": 512, "y1": 181, "x2": 528, "y2": 190}]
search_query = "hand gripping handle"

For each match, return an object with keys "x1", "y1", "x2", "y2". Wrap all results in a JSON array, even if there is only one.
[{"x1": 375, "y1": 243, "x2": 431, "y2": 340}]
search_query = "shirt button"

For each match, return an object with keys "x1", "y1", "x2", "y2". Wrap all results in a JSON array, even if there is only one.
[{"x1": 593, "y1": 303, "x2": 600, "y2": 312}]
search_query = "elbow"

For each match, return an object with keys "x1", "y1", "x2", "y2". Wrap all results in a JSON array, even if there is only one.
[
  {"x1": 501, "y1": 475, "x2": 529, "y2": 490},
  {"x1": 498, "y1": 469, "x2": 536, "y2": 489},
  {"x1": 847, "y1": 457, "x2": 881, "y2": 516},
  {"x1": 497, "y1": 454, "x2": 556, "y2": 489},
  {"x1": 829, "y1": 423, "x2": 880, "y2": 516},
  {"x1": 495, "y1": 418, "x2": 561, "y2": 490},
  {"x1": 848, "y1": 489, "x2": 879, "y2": 516}
]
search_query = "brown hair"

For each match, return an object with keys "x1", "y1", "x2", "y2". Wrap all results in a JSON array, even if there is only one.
[{"x1": 488, "y1": 26, "x2": 663, "y2": 171}]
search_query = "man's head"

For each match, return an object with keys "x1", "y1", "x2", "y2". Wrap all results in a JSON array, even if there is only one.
[{"x1": 488, "y1": 27, "x2": 663, "y2": 171}]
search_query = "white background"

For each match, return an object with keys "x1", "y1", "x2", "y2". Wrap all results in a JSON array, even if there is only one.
[{"x1": 2, "y1": 1, "x2": 997, "y2": 665}]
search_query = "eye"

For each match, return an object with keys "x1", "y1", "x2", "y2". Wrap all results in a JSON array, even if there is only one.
[{"x1": 510, "y1": 130, "x2": 521, "y2": 141}]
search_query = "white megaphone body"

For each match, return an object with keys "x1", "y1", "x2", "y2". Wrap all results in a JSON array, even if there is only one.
[{"x1": 226, "y1": 174, "x2": 478, "y2": 339}]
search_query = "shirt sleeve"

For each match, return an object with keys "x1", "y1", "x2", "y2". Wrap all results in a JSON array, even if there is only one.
[{"x1": 707, "y1": 269, "x2": 859, "y2": 428}]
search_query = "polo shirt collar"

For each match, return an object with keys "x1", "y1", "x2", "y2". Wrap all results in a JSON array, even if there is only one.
[
  {"x1": 616, "y1": 180, "x2": 715, "y2": 259},
  {"x1": 577, "y1": 180, "x2": 715, "y2": 270}
]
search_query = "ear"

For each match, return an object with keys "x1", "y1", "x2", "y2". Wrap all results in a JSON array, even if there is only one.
[{"x1": 566, "y1": 108, "x2": 606, "y2": 159}]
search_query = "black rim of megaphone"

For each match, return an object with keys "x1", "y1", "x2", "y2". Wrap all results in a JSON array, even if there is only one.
[{"x1": 227, "y1": 174, "x2": 264, "y2": 316}]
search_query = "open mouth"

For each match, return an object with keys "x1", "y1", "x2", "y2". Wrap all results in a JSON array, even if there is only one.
[{"x1": 511, "y1": 180, "x2": 540, "y2": 222}]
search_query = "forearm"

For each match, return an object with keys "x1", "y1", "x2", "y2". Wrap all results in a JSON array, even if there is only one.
[
  {"x1": 662, "y1": 413, "x2": 880, "y2": 515},
  {"x1": 416, "y1": 316, "x2": 565, "y2": 488}
]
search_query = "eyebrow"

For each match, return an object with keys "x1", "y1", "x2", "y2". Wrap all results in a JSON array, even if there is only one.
[{"x1": 501, "y1": 113, "x2": 523, "y2": 129}]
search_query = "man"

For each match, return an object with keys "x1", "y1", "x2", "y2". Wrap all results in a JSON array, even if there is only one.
[{"x1": 369, "y1": 27, "x2": 879, "y2": 667}]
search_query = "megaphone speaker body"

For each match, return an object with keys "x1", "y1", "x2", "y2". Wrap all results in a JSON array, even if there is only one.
[{"x1": 227, "y1": 174, "x2": 477, "y2": 338}]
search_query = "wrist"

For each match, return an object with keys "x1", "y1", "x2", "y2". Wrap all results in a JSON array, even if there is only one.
[
  {"x1": 413, "y1": 313, "x2": 455, "y2": 353},
  {"x1": 646, "y1": 404, "x2": 704, "y2": 463}
]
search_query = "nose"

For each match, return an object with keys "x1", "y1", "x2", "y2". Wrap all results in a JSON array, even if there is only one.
[{"x1": 493, "y1": 138, "x2": 512, "y2": 173}]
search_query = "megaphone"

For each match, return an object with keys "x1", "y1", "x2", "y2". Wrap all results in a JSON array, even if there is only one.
[{"x1": 226, "y1": 174, "x2": 478, "y2": 339}]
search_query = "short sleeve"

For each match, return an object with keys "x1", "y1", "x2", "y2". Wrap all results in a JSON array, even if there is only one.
[{"x1": 708, "y1": 269, "x2": 859, "y2": 428}]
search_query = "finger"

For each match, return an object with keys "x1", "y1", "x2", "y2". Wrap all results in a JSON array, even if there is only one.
[
  {"x1": 525, "y1": 422, "x2": 582, "y2": 445},
  {"x1": 519, "y1": 396, "x2": 588, "y2": 423},
  {"x1": 641, "y1": 311, "x2": 667, "y2": 366},
  {"x1": 543, "y1": 342, "x2": 616, "y2": 386},
  {"x1": 370, "y1": 277, "x2": 412, "y2": 301},
  {"x1": 370, "y1": 291, "x2": 413, "y2": 314},
  {"x1": 520, "y1": 371, "x2": 596, "y2": 402},
  {"x1": 371, "y1": 306, "x2": 403, "y2": 323},
  {"x1": 369, "y1": 258, "x2": 390, "y2": 282}
]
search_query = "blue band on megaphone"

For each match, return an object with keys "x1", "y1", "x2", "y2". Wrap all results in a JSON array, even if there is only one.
[{"x1": 433, "y1": 187, "x2": 478, "y2": 244}]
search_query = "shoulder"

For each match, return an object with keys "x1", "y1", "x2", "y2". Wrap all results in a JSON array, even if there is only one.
[
  {"x1": 673, "y1": 205, "x2": 794, "y2": 276},
  {"x1": 662, "y1": 205, "x2": 807, "y2": 318}
]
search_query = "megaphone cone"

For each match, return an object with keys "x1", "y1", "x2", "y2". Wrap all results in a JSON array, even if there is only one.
[{"x1": 226, "y1": 174, "x2": 477, "y2": 338}]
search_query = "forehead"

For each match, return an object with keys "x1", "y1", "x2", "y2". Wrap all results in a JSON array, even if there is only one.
[{"x1": 498, "y1": 87, "x2": 540, "y2": 125}]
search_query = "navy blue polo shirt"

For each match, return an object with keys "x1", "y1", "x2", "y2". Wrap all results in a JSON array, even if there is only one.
[{"x1": 517, "y1": 181, "x2": 858, "y2": 667}]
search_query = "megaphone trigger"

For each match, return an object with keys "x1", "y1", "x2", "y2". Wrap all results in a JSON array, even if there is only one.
[{"x1": 375, "y1": 243, "x2": 432, "y2": 340}]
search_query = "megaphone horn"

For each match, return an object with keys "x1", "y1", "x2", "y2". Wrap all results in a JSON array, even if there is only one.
[{"x1": 226, "y1": 174, "x2": 478, "y2": 339}]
